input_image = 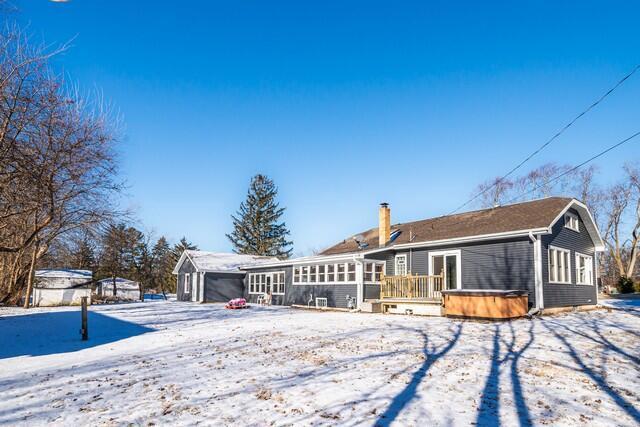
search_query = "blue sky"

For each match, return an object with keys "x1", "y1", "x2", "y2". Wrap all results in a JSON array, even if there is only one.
[{"x1": 14, "y1": 1, "x2": 640, "y2": 254}]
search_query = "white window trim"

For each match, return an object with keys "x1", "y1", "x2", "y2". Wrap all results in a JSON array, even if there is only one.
[
  {"x1": 548, "y1": 246, "x2": 572, "y2": 284},
  {"x1": 427, "y1": 249, "x2": 462, "y2": 290},
  {"x1": 248, "y1": 271, "x2": 286, "y2": 295},
  {"x1": 394, "y1": 254, "x2": 408, "y2": 276},
  {"x1": 564, "y1": 212, "x2": 580, "y2": 232},
  {"x1": 184, "y1": 273, "x2": 191, "y2": 294},
  {"x1": 575, "y1": 252, "x2": 594, "y2": 286},
  {"x1": 292, "y1": 262, "x2": 384, "y2": 285}
]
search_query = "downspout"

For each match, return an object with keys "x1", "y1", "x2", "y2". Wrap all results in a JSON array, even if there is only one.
[
  {"x1": 353, "y1": 255, "x2": 364, "y2": 310},
  {"x1": 528, "y1": 231, "x2": 543, "y2": 316}
]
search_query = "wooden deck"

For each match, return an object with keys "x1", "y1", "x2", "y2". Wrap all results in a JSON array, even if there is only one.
[
  {"x1": 380, "y1": 274, "x2": 444, "y2": 300},
  {"x1": 379, "y1": 274, "x2": 444, "y2": 315}
]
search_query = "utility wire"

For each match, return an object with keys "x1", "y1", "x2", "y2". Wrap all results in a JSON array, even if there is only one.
[
  {"x1": 503, "y1": 130, "x2": 640, "y2": 205},
  {"x1": 448, "y1": 63, "x2": 640, "y2": 215}
]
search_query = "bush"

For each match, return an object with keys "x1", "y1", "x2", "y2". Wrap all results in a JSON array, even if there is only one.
[{"x1": 617, "y1": 276, "x2": 635, "y2": 294}]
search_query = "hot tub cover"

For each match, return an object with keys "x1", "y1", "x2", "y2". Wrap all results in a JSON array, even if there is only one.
[{"x1": 440, "y1": 289, "x2": 528, "y2": 297}]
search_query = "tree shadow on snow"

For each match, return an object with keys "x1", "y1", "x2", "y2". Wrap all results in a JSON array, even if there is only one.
[
  {"x1": 0, "y1": 310, "x2": 154, "y2": 359},
  {"x1": 476, "y1": 321, "x2": 535, "y2": 427},
  {"x1": 375, "y1": 322, "x2": 463, "y2": 426}
]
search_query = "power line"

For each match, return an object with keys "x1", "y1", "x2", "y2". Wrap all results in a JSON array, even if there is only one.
[
  {"x1": 503, "y1": 130, "x2": 640, "y2": 205},
  {"x1": 448, "y1": 63, "x2": 640, "y2": 215}
]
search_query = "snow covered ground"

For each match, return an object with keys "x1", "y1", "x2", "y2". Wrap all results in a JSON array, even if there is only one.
[{"x1": 0, "y1": 302, "x2": 638, "y2": 426}]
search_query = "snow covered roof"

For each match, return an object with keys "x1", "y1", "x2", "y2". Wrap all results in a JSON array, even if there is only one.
[
  {"x1": 172, "y1": 250, "x2": 279, "y2": 274},
  {"x1": 96, "y1": 277, "x2": 139, "y2": 288},
  {"x1": 35, "y1": 269, "x2": 93, "y2": 279}
]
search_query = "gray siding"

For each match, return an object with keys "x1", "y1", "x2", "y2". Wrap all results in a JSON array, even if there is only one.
[
  {"x1": 377, "y1": 238, "x2": 536, "y2": 307},
  {"x1": 203, "y1": 272, "x2": 245, "y2": 302},
  {"x1": 177, "y1": 258, "x2": 196, "y2": 301},
  {"x1": 541, "y1": 208, "x2": 597, "y2": 308},
  {"x1": 244, "y1": 265, "x2": 358, "y2": 309},
  {"x1": 364, "y1": 284, "x2": 380, "y2": 300}
]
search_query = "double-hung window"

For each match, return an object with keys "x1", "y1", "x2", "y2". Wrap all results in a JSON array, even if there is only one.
[
  {"x1": 395, "y1": 254, "x2": 407, "y2": 276},
  {"x1": 575, "y1": 253, "x2": 593, "y2": 285},
  {"x1": 565, "y1": 213, "x2": 579, "y2": 232},
  {"x1": 549, "y1": 246, "x2": 571, "y2": 284}
]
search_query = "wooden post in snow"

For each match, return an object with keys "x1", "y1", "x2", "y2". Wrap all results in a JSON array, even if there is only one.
[{"x1": 81, "y1": 297, "x2": 88, "y2": 341}]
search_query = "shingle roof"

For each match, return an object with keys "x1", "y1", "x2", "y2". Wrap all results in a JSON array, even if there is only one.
[{"x1": 320, "y1": 197, "x2": 574, "y2": 256}]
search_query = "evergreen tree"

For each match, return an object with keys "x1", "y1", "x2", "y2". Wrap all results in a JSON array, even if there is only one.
[
  {"x1": 152, "y1": 236, "x2": 174, "y2": 295},
  {"x1": 171, "y1": 237, "x2": 198, "y2": 262},
  {"x1": 227, "y1": 174, "x2": 293, "y2": 257}
]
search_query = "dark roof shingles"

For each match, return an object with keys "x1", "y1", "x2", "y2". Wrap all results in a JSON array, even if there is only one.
[{"x1": 320, "y1": 197, "x2": 572, "y2": 256}]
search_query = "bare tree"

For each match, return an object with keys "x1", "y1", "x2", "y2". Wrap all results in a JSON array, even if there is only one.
[
  {"x1": 600, "y1": 164, "x2": 640, "y2": 281},
  {"x1": 0, "y1": 24, "x2": 122, "y2": 305}
]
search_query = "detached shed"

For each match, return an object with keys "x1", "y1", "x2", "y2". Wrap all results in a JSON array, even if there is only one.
[
  {"x1": 96, "y1": 278, "x2": 141, "y2": 300},
  {"x1": 33, "y1": 269, "x2": 93, "y2": 307},
  {"x1": 172, "y1": 251, "x2": 278, "y2": 303}
]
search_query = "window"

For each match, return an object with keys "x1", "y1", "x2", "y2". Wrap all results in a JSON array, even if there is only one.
[
  {"x1": 272, "y1": 272, "x2": 286, "y2": 294},
  {"x1": 318, "y1": 265, "x2": 325, "y2": 283},
  {"x1": 293, "y1": 267, "x2": 300, "y2": 283},
  {"x1": 364, "y1": 262, "x2": 384, "y2": 282},
  {"x1": 326, "y1": 264, "x2": 335, "y2": 282},
  {"x1": 365, "y1": 263, "x2": 374, "y2": 282},
  {"x1": 549, "y1": 247, "x2": 571, "y2": 284},
  {"x1": 249, "y1": 272, "x2": 286, "y2": 295},
  {"x1": 301, "y1": 266, "x2": 309, "y2": 283},
  {"x1": 337, "y1": 264, "x2": 345, "y2": 281},
  {"x1": 309, "y1": 266, "x2": 317, "y2": 283},
  {"x1": 395, "y1": 255, "x2": 407, "y2": 276},
  {"x1": 375, "y1": 264, "x2": 384, "y2": 281},
  {"x1": 575, "y1": 253, "x2": 593, "y2": 285},
  {"x1": 565, "y1": 212, "x2": 579, "y2": 232},
  {"x1": 184, "y1": 274, "x2": 191, "y2": 293},
  {"x1": 347, "y1": 263, "x2": 356, "y2": 282}
]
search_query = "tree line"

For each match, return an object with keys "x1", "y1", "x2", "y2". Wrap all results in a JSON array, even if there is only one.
[{"x1": 473, "y1": 162, "x2": 639, "y2": 291}]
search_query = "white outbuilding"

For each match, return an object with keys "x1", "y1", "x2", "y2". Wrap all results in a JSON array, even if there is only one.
[
  {"x1": 96, "y1": 277, "x2": 141, "y2": 300},
  {"x1": 33, "y1": 269, "x2": 93, "y2": 307}
]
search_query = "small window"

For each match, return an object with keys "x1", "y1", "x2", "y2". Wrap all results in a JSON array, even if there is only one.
[
  {"x1": 301, "y1": 266, "x2": 309, "y2": 283},
  {"x1": 395, "y1": 255, "x2": 407, "y2": 276},
  {"x1": 565, "y1": 213, "x2": 579, "y2": 232},
  {"x1": 575, "y1": 253, "x2": 593, "y2": 285},
  {"x1": 549, "y1": 247, "x2": 571, "y2": 284},
  {"x1": 293, "y1": 267, "x2": 300, "y2": 283},
  {"x1": 347, "y1": 263, "x2": 356, "y2": 282},
  {"x1": 309, "y1": 266, "x2": 317, "y2": 283},
  {"x1": 184, "y1": 274, "x2": 191, "y2": 293},
  {"x1": 364, "y1": 263, "x2": 374, "y2": 282},
  {"x1": 327, "y1": 264, "x2": 335, "y2": 282},
  {"x1": 318, "y1": 265, "x2": 325, "y2": 283},
  {"x1": 375, "y1": 264, "x2": 383, "y2": 282},
  {"x1": 337, "y1": 264, "x2": 345, "y2": 282}
]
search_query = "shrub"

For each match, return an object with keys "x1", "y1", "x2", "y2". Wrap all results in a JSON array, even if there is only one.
[{"x1": 617, "y1": 276, "x2": 635, "y2": 294}]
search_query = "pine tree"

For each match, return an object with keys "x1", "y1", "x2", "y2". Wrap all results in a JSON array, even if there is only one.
[
  {"x1": 227, "y1": 174, "x2": 293, "y2": 257},
  {"x1": 152, "y1": 236, "x2": 174, "y2": 294}
]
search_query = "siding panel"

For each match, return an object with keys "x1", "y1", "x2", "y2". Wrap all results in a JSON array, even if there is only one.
[{"x1": 541, "y1": 208, "x2": 597, "y2": 308}]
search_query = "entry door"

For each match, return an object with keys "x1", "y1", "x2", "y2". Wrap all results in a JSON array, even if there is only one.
[
  {"x1": 265, "y1": 274, "x2": 272, "y2": 295},
  {"x1": 430, "y1": 251, "x2": 461, "y2": 290}
]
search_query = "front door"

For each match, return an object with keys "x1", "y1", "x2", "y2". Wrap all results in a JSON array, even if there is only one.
[{"x1": 430, "y1": 250, "x2": 461, "y2": 290}]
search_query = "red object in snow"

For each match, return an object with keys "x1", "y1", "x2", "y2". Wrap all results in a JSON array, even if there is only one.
[{"x1": 225, "y1": 298, "x2": 248, "y2": 309}]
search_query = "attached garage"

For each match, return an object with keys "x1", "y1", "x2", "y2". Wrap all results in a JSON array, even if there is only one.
[{"x1": 172, "y1": 250, "x2": 278, "y2": 303}]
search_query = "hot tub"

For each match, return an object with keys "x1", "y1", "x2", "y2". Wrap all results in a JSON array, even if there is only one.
[{"x1": 441, "y1": 289, "x2": 529, "y2": 320}]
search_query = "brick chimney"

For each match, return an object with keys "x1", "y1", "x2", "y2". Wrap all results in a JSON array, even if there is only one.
[{"x1": 379, "y1": 203, "x2": 390, "y2": 247}]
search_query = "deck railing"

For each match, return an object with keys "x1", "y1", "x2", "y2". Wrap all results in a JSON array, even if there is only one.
[{"x1": 380, "y1": 274, "x2": 444, "y2": 300}]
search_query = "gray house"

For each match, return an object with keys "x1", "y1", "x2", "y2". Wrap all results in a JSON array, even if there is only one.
[
  {"x1": 241, "y1": 197, "x2": 604, "y2": 315},
  {"x1": 172, "y1": 251, "x2": 278, "y2": 302}
]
